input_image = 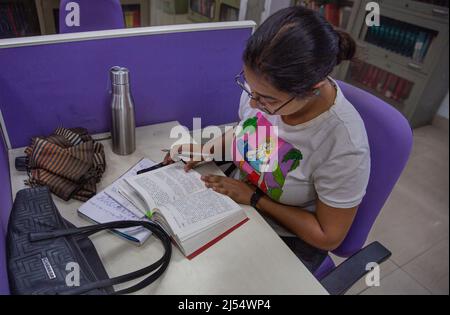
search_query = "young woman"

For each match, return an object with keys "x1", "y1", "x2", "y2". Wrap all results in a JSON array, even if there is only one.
[{"x1": 165, "y1": 6, "x2": 370, "y2": 273}]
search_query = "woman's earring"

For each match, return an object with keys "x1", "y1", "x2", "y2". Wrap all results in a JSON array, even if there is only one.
[{"x1": 313, "y1": 89, "x2": 321, "y2": 96}]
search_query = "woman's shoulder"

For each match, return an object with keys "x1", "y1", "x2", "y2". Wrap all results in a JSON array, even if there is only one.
[{"x1": 327, "y1": 84, "x2": 370, "y2": 152}]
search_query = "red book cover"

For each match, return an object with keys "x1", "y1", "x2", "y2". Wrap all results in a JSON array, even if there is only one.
[
  {"x1": 362, "y1": 65, "x2": 374, "y2": 86},
  {"x1": 392, "y1": 79, "x2": 405, "y2": 101},
  {"x1": 400, "y1": 82, "x2": 413, "y2": 102},
  {"x1": 376, "y1": 70, "x2": 388, "y2": 92},
  {"x1": 382, "y1": 74, "x2": 395, "y2": 95},
  {"x1": 7, "y1": 4, "x2": 18, "y2": 36},
  {"x1": 373, "y1": 68, "x2": 385, "y2": 90},
  {"x1": 186, "y1": 217, "x2": 250, "y2": 260},
  {"x1": 356, "y1": 63, "x2": 369, "y2": 83},
  {"x1": 385, "y1": 76, "x2": 399, "y2": 99},
  {"x1": 133, "y1": 10, "x2": 140, "y2": 27},
  {"x1": 369, "y1": 68, "x2": 380, "y2": 89},
  {"x1": 325, "y1": 4, "x2": 340, "y2": 27}
]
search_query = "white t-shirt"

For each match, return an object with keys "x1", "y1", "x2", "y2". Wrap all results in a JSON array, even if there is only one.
[{"x1": 233, "y1": 78, "x2": 371, "y2": 237}]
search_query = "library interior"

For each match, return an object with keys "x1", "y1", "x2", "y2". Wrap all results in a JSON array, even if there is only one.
[{"x1": 0, "y1": 0, "x2": 448, "y2": 296}]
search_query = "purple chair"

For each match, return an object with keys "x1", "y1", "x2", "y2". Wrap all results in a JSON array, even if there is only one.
[
  {"x1": 312, "y1": 81, "x2": 413, "y2": 294},
  {"x1": 59, "y1": 0, "x2": 125, "y2": 34}
]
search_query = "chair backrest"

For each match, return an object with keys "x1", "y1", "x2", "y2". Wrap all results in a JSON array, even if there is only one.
[
  {"x1": 59, "y1": 0, "x2": 124, "y2": 34},
  {"x1": 333, "y1": 81, "x2": 413, "y2": 257}
]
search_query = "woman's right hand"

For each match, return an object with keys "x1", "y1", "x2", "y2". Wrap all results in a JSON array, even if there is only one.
[{"x1": 163, "y1": 144, "x2": 212, "y2": 172}]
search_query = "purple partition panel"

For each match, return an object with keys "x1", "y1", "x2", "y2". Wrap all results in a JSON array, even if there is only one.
[
  {"x1": 0, "y1": 131, "x2": 11, "y2": 294},
  {"x1": 0, "y1": 27, "x2": 252, "y2": 148}
]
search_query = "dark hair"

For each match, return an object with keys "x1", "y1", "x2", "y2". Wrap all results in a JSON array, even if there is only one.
[{"x1": 244, "y1": 6, "x2": 356, "y2": 97}]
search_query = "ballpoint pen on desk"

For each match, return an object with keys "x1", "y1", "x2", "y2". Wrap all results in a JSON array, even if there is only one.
[
  {"x1": 161, "y1": 149, "x2": 214, "y2": 161},
  {"x1": 136, "y1": 149, "x2": 210, "y2": 175},
  {"x1": 136, "y1": 162, "x2": 166, "y2": 175}
]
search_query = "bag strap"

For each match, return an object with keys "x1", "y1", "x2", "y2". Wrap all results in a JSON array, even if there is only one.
[{"x1": 29, "y1": 220, "x2": 172, "y2": 295}]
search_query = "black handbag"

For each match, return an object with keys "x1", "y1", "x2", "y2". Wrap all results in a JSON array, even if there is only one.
[{"x1": 6, "y1": 187, "x2": 172, "y2": 295}]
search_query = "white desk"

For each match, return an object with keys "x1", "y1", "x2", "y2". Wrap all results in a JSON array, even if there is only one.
[{"x1": 8, "y1": 121, "x2": 328, "y2": 295}]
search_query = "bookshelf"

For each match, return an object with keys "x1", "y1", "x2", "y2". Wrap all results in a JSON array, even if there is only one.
[
  {"x1": 31, "y1": 0, "x2": 151, "y2": 35},
  {"x1": 291, "y1": 1, "x2": 363, "y2": 79},
  {"x1": 292, "y1": 0, "x2": 361, "y2": 32},
  {"x1": 341, "y1": 0, "x2": 449, "y2": 127},
  {"x1": 0, "y1": 0, "x2": 42, "y2": 39},
  {"x1": 121, "y1": 0, "x2": 150, "y2": 28},
  {"x1": 188, "y1": 0, "x2": 240, "y2": 22},
  {"x1": 291, "y1": 0, "x2": 449, "y2": 127}
]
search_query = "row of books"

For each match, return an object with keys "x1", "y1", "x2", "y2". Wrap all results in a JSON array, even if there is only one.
[
  {"x1": 0, "y1": 1, "x2": 40, "y2": 39},
  {"x1": 365, "y1": 17, "x2": 436, "y2": 63},
  {"x1": 122, "y1": 5, "x2": 141, "y2": 28},
  {"x1": 219, "y1": 4, "x2": 239, "y2": 22},
  {"x1": 295, "y1": 0, "x2": 354, "y2": 30},
  {"x1": 350, "y1": 62, "x2": 414, "y2": 103},
  {"x1": 190, "y1": 0, "x2": 216, "y2": 19}
]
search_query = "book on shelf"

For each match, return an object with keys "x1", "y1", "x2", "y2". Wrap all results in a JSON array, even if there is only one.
[
  {"x1": 0, "y1": 1, "x2": 40, "y2": 39},
  {"x1": 365, "y1": 16, "x2": 437, "y2": 63},
  {"x1": 339, "y1": 6, "x2": 353, "y2": 30},
  {"x1": 190, "y1": 0, "x2": 215, "y2": 19},
  {"x1": 220, "y1": 4, "x2": 239, "y2": 22},
  {"x1": 392, "y1": 78, "x2": 405, "y2": 102},
  {"x1": 122, "y1": 5, "x2": 141, "y2": 28},
  {"x1": 350, "y1": 62, "x2": 413, "y2": 104},
  {"x1": 369, "y1": 67, "x2": 380, "y2": 89},
  {"x1": 324, "y1": 3, "x2": 340, "y2": 27},
  {"x1": 119, "y1": 162, "x2": 248, "y2": 259},
  {"x1": 376, "y1": 71, "x2": 389, "y2": 93},
  {"x1": 400, "y1": 81, "x2": 413, "y2": 102},
  {"x1": 295, "y1": 1, "x2": 353, "y2": 29}
]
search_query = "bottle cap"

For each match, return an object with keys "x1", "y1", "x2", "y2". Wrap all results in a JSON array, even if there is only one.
[{"x1": 110, "y1": 66, "x2": 130, "y2": 85}]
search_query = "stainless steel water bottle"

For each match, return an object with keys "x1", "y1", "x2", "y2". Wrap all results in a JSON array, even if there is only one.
[{"x1": 110, "y1": 66, "x2": 136, "y2": 155}]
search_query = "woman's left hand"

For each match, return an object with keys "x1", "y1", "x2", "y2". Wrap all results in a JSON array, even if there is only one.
[{"x1": 201, "y1": 175, "x2": 256, "y2": 205}]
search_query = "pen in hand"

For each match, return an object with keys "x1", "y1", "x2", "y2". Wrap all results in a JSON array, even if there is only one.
[{"x1": 162, "y1": 148, "x2": 213, "y2": 171}]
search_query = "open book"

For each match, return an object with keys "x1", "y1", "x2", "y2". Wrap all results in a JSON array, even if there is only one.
[
  {"x1": 78, "y1": 158, "x2": 157, "y2": 245},
  {"x1": 119, "y1": 162, "x2": 249, "y2": 259}
]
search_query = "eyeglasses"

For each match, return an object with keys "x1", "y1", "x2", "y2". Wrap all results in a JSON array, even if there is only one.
[{"x1": 235, "y1": 71, "x2": 296, "y2": 115}]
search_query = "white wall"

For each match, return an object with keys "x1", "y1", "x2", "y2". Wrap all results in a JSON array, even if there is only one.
[{"x1": 437, "y1": 92, "x2": 449, "y2": 119}]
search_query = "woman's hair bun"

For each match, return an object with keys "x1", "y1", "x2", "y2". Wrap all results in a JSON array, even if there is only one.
[{"x1": 336, "y1": 30, "x2": 356, "y2": 64}]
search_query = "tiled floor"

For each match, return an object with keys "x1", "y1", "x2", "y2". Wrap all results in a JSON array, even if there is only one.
[{"x1": 341, "y1": 120, "x2": 449, "y2": 295}]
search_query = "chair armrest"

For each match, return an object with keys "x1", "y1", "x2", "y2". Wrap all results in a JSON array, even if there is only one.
[{"x1": 320, "y1": 242, "x2": 392, "y2": 295}]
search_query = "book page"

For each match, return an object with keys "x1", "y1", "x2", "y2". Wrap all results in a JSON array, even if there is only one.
[
  {"x1": 118, "y1": 181, "x2": 151, "y2": 215},
  {"x1": 78, "y1": 192, "x2": 151, "y2": 244},
  {"x1": 157, "y1": 189, "x2": 242, "y2": 237},
  {"x1": 125, "y1": 163, "x2": 206, "y2": 211},
  {"x1": 104, "y1": 158, "x2": 157, "y2": 217}
]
